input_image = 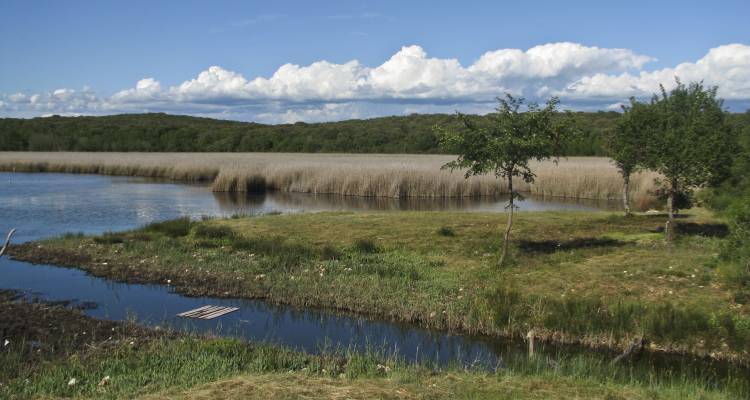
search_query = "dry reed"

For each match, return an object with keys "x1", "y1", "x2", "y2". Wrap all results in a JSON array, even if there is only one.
[{"x1": 0, "y1": 152, "x2": 658, "y2": 205}]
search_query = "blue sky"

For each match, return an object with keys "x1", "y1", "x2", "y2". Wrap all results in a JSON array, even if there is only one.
[{"x1": 1, "y1": 0, "x2": 749, "y2": 122}]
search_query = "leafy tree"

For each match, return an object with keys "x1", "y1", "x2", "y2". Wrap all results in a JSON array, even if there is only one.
[
  {"x1": 641, "y1": 80, "x2": 736, "y2": 241},
  {"x1": 436, "y1": 94, "x2": 573, "y2": 266},
  {"x1": 607, "y1": 99, "x2": 653, "y2": 216}
]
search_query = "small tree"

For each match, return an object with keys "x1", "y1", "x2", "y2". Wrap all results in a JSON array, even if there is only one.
[
  {"x1": 436, "y1": 94, "x2": 571, "y2": 266},
  {"x1": 607, "y1": 99, "x2": 653, "y2": 216},
  {"x1": 641, "y1": 80, "x2": 735, "y2": 241}
]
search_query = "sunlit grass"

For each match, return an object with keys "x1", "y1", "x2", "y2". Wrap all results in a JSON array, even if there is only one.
[{"x1": 17, "y1": 210, "x2": 749, "y2": 361}]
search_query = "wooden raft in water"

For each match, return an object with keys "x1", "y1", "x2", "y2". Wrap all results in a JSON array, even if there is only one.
[{"x1": 177, "y1": 305, "x2": 239, "y2": 320}]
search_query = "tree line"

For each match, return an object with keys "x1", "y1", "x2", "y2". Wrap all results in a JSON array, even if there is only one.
[{"x1": 6, "y1": 110, "x2": 746, "y2": 156}]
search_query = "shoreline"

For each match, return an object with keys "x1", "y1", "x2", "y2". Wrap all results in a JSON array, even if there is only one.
[{"x1": 8, "y1": 233, "x2": 748, "y2": 366}]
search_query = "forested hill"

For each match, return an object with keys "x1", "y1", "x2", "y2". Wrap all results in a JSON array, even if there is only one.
[{"x1": 1, "y1": 111, "x2": 748, "y2": 155}]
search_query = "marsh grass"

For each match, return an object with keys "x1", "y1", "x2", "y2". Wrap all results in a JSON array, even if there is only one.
[
  {"x1": 4, "y1": 335, "x2": 746, "y2": 399},
  {"x1": 352, "y1": 238, "x2": 380, "y2": 254},
  {"x1": 193, "y1": 224, "x2": 236, "y2": 240},
  {"x1": 144, "y1": 217, "x2": 193, "y2": 238},
  {"x1": 2, "y1": 290, "x2": 746, "y2": 399},
  {"x1": 93, "y1": 232, "x2": 125, "y2": 244},
  {"x1": 0, "y1": 152, "x2": 659, "y2": 205}
]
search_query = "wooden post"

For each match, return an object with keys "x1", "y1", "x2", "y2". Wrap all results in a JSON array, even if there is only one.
[{"x1": 526, "y1": 329, "x2": 535, "y2": 358}]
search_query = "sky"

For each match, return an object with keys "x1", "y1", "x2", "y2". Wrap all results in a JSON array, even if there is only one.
[{"x1": 1, "y1": 0, "x2": 749, "y2": 123}]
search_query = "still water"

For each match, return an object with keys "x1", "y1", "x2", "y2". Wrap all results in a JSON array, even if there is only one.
[
  {"x1": 0, "y1": 172, "x2": 741, "y2": 384},
  {"x1": 0, "y1": 172, "x2": 617, "y2": 243}
]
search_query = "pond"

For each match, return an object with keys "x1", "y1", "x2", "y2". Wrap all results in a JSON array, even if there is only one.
[
  {"x1": 0, "y1": 172, "x2": 743, "y2": 388},
  {"x1": 0, "y1": 172, "x2": 618, "y2": 242}
]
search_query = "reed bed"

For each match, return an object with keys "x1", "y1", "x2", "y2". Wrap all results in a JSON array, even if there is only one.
[{"x1": 0, "y1": 152, "x2": 658, "y2": 204}]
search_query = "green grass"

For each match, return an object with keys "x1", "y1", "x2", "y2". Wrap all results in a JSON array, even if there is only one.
[
  {"x1": 13, "y1": 210, "x2": 750, "y2": 360},
  {"x1": 3, "y1": 329, "x2": 745, "y2": 399}
]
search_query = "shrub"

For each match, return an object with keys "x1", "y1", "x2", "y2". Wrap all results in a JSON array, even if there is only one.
[
  {"x1": 437, "y1": 226, "x2": 455, "y2": 236},
  {"x1": 144, "y1": 217, "x2": 192, "y2": 238}
]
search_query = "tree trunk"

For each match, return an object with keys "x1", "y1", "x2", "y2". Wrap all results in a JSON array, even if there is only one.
[
  {"x1": 622, "y1": 173, "x2": 631, "y2": 217},
  {"x1": 665, "y1": 186, "x2": 675, "y2": 242},
  {"x1": 498, "y1": 177, "x2": 514, "y2": 267}
]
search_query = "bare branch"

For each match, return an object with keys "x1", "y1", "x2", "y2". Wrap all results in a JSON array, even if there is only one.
[{"x1": 0, "y1": 228, "x2": 16, "y2": 257}]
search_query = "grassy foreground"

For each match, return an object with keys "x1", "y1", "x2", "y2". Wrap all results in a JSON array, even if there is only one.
[
  {"x1": 10, "y1": 210, "x2": 750, "y2": 362},
  {"x1": 0, "y1": 291, "x2": 744, "y2": 399}
]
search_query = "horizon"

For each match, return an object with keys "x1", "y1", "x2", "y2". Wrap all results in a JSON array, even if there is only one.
[{"x1": 1, "y1": 0, "x2": 749, "y2": 123}]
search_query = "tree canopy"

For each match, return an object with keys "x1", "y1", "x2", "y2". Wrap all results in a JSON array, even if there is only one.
[
  {"x1": 437, "y1": 94, "x2": 575, "y2": 266},
  {"x1": 0, "y1": 111, "x2": 711, "y2": 155}
]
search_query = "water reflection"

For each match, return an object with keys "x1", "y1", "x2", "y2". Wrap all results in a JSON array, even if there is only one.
[
  {"x1": 212, "y1": 190, "x2": 621, "y2": 213},
  {"x1": 1, "y1": 172, "x2": 618, "y2": 244}
]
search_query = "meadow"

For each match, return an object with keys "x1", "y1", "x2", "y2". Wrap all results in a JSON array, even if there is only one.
[
  {"x1": 11, "y1": 210, "x2": 749, "y2": 363},
  {"x1": 0, "y1": 152, "x2": 659, "y2": 206}
]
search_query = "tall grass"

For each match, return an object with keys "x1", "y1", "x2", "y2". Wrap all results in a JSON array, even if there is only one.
[{"x1": 0, "y1": 152, "x2": 658, "y2": 205}]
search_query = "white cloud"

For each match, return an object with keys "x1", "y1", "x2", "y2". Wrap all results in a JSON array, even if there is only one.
[
  {"x1": 112, "y1": 78, "x2": 162, "y2": 102},
  {"x1": 172, "y1": 66, "x2": 250, "y2": 101},
  {"x1": 561, "y1": 44, "x2": 750, "y2": 101},
  {"x1": 247, "y1": 60, "x2": 368, "y2": 100},
  {"x1": 8, "y1": 93, "x2": 27, "y2": 103},
  {"x1": 2, "y1": 42, "x2": 749, "y2": 122}
]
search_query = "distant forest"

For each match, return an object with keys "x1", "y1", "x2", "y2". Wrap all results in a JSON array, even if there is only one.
[{"x1": 1, "y1": 111, "x2": 748, "y2": 156}]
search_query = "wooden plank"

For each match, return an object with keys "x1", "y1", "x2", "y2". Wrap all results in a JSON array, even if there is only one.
[
  {"x1": 180, "y1": 305, "x2": 221, "y2": 318},
  {"x1": 177, "y1": 305, "x2": 240, "y2": 320},
  {"x1": 180, "y1": 306, "x2": 216, "y2": 318},
  {"x1": 200, "y1": 307, "x2": 239, "y2": 319},
  {"x1": 177, "y1": 305, "x2": 213, "y2": 317},
  {"x1": 189, "y1": 306, "x2": 223, "y2": 318}
]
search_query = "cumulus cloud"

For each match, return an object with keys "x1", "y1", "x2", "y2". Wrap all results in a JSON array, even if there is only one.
[
  {"x1": 112, "y1": 78, "x2": 162, "y2": 102},
  {"x1": 2, "y1": 42, "x2": 749, "y2": 122},
  {"x1": 561, "y1": 44, "x2": 750, "y2": 101}
]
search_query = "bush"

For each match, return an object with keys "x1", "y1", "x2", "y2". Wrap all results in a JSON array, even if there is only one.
[
  {"x1": 321, "y1": 244, "x2": 341, "y2": 260},
  {"x1": 144, "y1": 217, "x2": 193, "y2": 238},
  {"x1": 194, "y1": 224, "x2": 236, "y2": 240},
  {"x1": 654, "y1": 188, "x2": 694, "y2": 213},
  {"x1": 437, "y1": 226, "x2": 455, "y2": 236},
  {"x1": 718, "y1": 198, "x2": 750, "y2": 295}
]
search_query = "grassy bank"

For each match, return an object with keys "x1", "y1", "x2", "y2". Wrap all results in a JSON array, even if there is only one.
[
  {"x1": 0, "y1": 291, "x2": 745, "y2": 399},
  {"x1": 9, "y1": 210, "x2": 749, "y2": 362},
  {"x1": 0, "y1": 152, "x2": 658, "y2": 204}
]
